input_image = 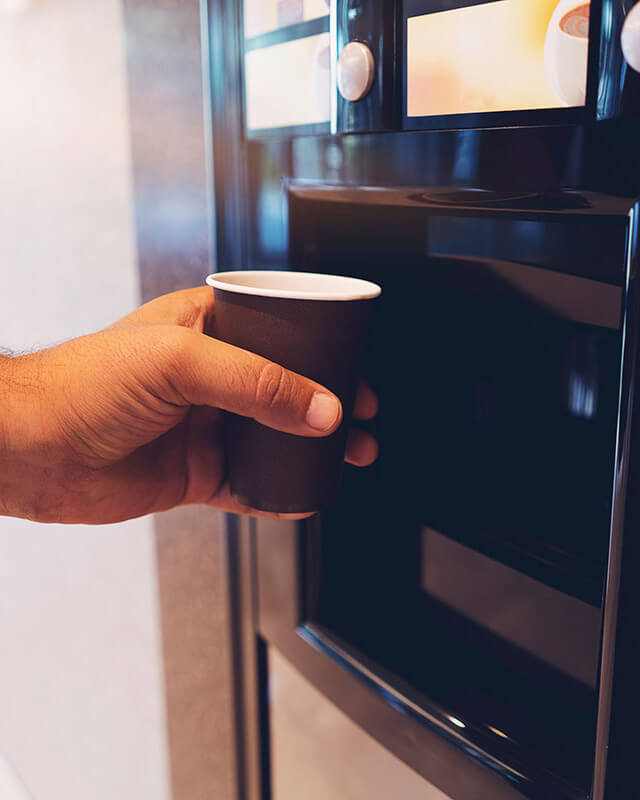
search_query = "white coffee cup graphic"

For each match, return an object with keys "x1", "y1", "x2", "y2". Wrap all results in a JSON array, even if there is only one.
[{"x1": 544, "y1": 0, "x2": 590, "y2": 107}]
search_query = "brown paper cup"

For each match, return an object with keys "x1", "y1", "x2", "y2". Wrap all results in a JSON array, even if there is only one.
[{"x1": 206, "y1": 271, "x2": 381, "y2": 513}]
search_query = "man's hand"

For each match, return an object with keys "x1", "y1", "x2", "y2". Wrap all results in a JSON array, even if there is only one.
[{"x1": 0, "y1": 287, "x2": 378, "y2": 524}]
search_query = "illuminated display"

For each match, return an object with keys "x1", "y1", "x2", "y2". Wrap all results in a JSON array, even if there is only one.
[
  {"x1": 244, "y1": 0, "x2": 329, "y2": 38},
  {"x1": 407, "y1": 0, "x2": 590, "y2": 117},
  {"x1": 245, "y1": 33, "x2": 331, "y2": 130}
]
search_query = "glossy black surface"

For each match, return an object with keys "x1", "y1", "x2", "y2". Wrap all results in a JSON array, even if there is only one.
[
  {"x1": 238, "y1": 150, "x2": 637, "y2": 800},
  {"x1": 246, "y1": 126, "x2": 637, "y2": 797},
  {"x1": 208, "y1": 1, "x2": 640, "y2": 798},
  {"x1": 255, "y1": 520, "x2": 533, "y2": 799},
  {"x1": 336, "y1": 0, "x2": 397, "y2": 133},
  {"x1": 597, "y1": 0, "x2": 640, "y2": 119},
  {"x1": 595, "y1": 203, "x2": 640, "y2": 800},
  {"x1": 293, "y1": 189, "x2": 623, "y2": 604},
  {"x1": 287, "y1": 189, "x2": 629, "y2": 797}
]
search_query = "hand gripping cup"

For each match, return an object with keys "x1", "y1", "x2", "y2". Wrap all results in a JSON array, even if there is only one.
[{"x1": 206, "y1": 271, "x2": 381, "y2": 513}]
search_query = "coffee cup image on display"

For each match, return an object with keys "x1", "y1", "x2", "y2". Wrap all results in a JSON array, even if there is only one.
[
  {"x1": 406, "y1": 0, "x2": 590, "y2": 117},
  {"x1": 544, "y1": 0, "x2": 590, "y2": 106}
]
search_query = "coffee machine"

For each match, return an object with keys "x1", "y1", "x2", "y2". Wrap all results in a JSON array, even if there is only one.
[{"x1": 206, "y1": 2, "x2": 640, "y2": 797}]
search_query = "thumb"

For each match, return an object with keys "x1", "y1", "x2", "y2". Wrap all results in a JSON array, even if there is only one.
[{"x1": 161, "y1": 327, "x2": 343, "y2": 437}]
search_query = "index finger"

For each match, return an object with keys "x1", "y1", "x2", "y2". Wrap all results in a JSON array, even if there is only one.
[
  {"x1": 353, "y1": 380, "x2": 378, "y2": 420},
  {"x1": 165, "y1": 326, "x2": 344, "y2": 438}
]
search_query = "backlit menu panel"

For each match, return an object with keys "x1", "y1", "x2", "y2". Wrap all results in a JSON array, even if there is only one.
[
  {"x1": 243, "y1": 0, "x2": 331, "y2": 132},
  {"x1": 407, "y1": 0, "x2": 590, "y2": 117},
  {"x1": 245, "y1": 33, "x2": 331, "y2": 130},
  {"x1": 245, "y1": 0, "x2": 329, "y2": 38}
]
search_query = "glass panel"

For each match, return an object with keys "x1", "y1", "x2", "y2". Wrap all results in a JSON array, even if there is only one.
[
  {"x1": 269, "y1": 647, "x2": 452, "y2": 800},
  {"x1": 406, "y1": 0, "x2": 590, "y2": 116},
  {"x1": 245, "y1": 33, "x2": 330, "y2": 130},
  {"x1": 290, "y1": 190, "x2": 626, "y2": 795},
  {"x1": 245, "y1": 0, "x2": 330, "y2": 39}
]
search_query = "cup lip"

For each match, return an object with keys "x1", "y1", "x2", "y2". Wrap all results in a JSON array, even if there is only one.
[{"x1": 206, "y1": 270, "x2": 382, "y2": 301}]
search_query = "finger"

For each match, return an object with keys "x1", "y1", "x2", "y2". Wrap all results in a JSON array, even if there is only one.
[
  {"x1": 169, "y1": 327, "x2": 343, "y2": 438},
  {"x1": 344, "y1": 428, "x2": 379, "y2": 466},
  {"x1": 179, "y1": 406, "x2": 227, "y2": 507},
  {"x1": 352, "y1": 380, "x2": 378, "y2": 421},
  {"x1": 209, "y1": 482, "x2": 315, "y2": 520},
  {"x1": 151, "y1": 410, "x2": 314, "y2": 519},
  {"x1": 110, "y1": 287, "x2": 215, "y2": 333}
]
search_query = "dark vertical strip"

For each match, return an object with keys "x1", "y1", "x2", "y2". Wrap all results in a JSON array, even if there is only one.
[
  {"x1": 207, "y1": 0, "x2": 249, "y2": 270},
  {"x1": 256, "y1": 637, "x2": 273, "y2": 800},
  {"x1": 228, "y1": 514, "x2": 269, "y2": 800},
  {"x1": 598, "y1": 204, "x2": 640, "y2": 799},
  {"x1": 223, "y1": 515, "x2": 249, "y2": 800},
  {"x1": 299, "y1": 515, "x2": 323, "y2": 623}
]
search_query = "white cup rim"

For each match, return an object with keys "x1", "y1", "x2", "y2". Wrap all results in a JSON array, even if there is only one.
[{"x1": 206, "y1": 271, "x2": 382, "y2": 301}]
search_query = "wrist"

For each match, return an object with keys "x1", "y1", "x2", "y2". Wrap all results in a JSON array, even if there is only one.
[
  {"x1": 0, "y1": 353, "x2": 52, "y2": 519},
  {"x1": 0, "y1": 355, "x2": 16, "y2": 516},
  {"x1": 0, "y1": 354, "x2": 15, "y2": 462}
]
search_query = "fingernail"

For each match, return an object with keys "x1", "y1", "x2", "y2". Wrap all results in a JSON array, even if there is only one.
[{"x1": 306, "y1": 392, "x2": 340, "y2": 431}]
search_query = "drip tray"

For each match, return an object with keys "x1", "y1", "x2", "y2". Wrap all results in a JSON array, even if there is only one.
[{"x1": 409, "y1": 188, "x2": 592, "y2": 210}]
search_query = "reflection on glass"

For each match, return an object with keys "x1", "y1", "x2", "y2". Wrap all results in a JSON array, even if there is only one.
[
  {"x1": 407, "y1": 0, "x2": 590, "y2": 116},
  {"x1": 564, "y1": 334, "x2": 600, "y2": 419},
  {"x1": 245, "y1": 33, "x2": 330, "y2": 130},
  {"x1": 487, "y1": 726, "x2": 510, "y2": 740},
  {"x1": 258, "y1": 183, "x2": 288, "y2": 256},
  {"x1": 244, "y1": 0, "x2": 329, "y2": 38},
  {"x1": 269, "y1": 647, "x2": 453, "y2": 800},
  {"x1": 291, "y1": 191, "x2": 624, "y2": 793},
  {"x1": 421, "y1": 527, "x2": 602, "y2": 687},
  {"x1": 568, "y1": 373, "x2": 597, "y2": 418}
]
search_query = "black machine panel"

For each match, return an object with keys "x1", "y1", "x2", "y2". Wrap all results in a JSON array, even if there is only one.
[
  {"x1": 207, "y1": 1, "x2": 640, "y2": 798},
  {"x1": 290, "y1": 186, "x2": 628, "y2": 796}
]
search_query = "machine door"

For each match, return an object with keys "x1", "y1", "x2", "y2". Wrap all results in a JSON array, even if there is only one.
[{"x1": 245, "y1": 188, "x2": 636, "y2": 800}]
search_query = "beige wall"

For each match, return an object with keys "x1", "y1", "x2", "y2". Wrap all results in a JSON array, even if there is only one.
[{"x1": 0, "y1": 2, "x2": 170, "y2": 799}]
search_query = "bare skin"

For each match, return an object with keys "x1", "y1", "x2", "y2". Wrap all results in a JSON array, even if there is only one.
[{"x1": 0, "y1": 287, "x2": 378, "y2": 524}]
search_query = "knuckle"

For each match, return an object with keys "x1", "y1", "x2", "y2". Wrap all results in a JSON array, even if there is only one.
[
  {"x1": 143, "y1": 326, "x2": 194, "y2": 406},
  {"x1": 175, "y1": 297, "x2": 202, "y2": 329},
  {"x1": 165, "y1": 324, "x2": 192, "y2": 354},
  {"x1": 155, "y1": 326, "x2": 192, "y2": 370},
  {"x1": 254, "y1": 362, "x2": 290, "y2": 410}
]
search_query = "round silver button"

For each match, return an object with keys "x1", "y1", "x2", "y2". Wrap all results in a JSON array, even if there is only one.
[
  {"x1": 622, "y1": 2, "x2": 640, "y2": 73},
  {"x1": 337, "y1": 41, "x2": 375, "y2": 102}
]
